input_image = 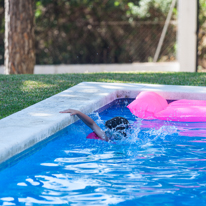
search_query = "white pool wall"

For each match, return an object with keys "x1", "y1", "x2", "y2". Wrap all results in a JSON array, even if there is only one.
[
  {"x1": 0, "y1": 62, "x2": 180, "y2": 74},
  {"x1": 1, "y1": 82, "x2": 206, "y2": 165}
]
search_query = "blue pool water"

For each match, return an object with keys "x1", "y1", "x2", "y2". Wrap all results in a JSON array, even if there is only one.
[{"x1": 1, "y1": 99, "x2": 206, "y2": 205}]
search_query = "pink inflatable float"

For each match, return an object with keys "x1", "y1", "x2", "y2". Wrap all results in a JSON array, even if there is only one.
[
  {"x1": 86, "y1": 132, "x2": 101, "y2": 140},
  {"x1": 127, "y1": 91, "x2": 206, "y2": 122}
]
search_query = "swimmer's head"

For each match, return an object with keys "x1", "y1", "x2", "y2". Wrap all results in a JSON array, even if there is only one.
[{"x1": 105, "y1": 117, "x2": 129, "y2": 140}]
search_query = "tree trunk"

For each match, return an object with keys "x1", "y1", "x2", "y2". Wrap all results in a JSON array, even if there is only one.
[{"x1": 4, "y1": 0, "x2": 35, "y2": 74}]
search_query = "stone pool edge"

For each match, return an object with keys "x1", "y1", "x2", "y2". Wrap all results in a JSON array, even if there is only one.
[{"x1": 1, "y1": 82, "x2": 206, "y2": 165}]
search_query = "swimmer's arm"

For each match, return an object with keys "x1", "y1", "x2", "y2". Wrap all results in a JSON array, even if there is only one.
[
  {"x1": 60, "y1": 109, "x2": 109, "y2": 141},
  {"x1": 92, "y1": 123, "x2": 109, "y2": 141}
]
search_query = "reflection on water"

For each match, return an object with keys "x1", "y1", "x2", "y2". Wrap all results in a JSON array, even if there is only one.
[{"x1": 0, "y1": 103, "x2": 206, "y2": 205}]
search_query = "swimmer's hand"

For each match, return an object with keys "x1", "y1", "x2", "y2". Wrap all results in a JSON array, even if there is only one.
[{"x1": 59, "y1": 109, "x2": 78, "y2": 116}]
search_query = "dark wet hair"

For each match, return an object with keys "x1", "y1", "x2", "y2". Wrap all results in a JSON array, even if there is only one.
[{"x1": 105, "y1": 116, "x2": 129, "y2": 137}]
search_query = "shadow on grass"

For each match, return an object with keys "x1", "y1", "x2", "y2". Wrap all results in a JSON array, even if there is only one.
[{"x1": 0, "y1": 72, "x2": 206, "y2": 119}]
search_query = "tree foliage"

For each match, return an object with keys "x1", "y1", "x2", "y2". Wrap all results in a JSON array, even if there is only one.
[
  {"x1": 199, "y1": 0, "x2": 206, "y2": 26},
  {"x1": 198, "y1": 0, "x2": 206, "y2": 69},
  {"x1": 34, "y1": 0, "x2": 176, "y2": 64},
  {"x1": 0, "y1": 0, "x2": 4, "y2": 65},
  {"x1": 127, "y1": 0, "x2": 175, "y2": 19},
  {"x1": 1, "y1": 0, "x2": 205, "y2": 66}
]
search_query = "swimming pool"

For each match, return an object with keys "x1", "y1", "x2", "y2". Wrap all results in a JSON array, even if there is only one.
[
  {"x1": 1, "y1": 82, "x2": 206, "y2": 165},
  {"x1": 1, "y1": 98, "x2": 206, "y2": 205}
]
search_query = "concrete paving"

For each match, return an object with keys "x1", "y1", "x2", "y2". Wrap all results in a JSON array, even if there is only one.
[{"x1": 1, "y1": 82, "x2": 206, "y2": 165}]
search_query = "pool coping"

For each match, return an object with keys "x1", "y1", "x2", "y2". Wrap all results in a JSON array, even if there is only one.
[{"x1": 1, "y1": 82, "x2": 206, "y2": 165}]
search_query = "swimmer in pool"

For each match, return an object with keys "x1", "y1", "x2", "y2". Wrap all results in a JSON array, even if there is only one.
[{"x1": 60, "y1": 109, "x2": 129, "y2": 142}]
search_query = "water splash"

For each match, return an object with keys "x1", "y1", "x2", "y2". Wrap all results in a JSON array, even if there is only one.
[{"x1": 91, "y1": 112, "x2": 105, "y2": 128}]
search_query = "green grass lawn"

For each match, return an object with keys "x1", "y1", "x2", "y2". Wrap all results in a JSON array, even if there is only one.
[{"x1": 1, "y1": 72, "x2": 206, "y2": 119}]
